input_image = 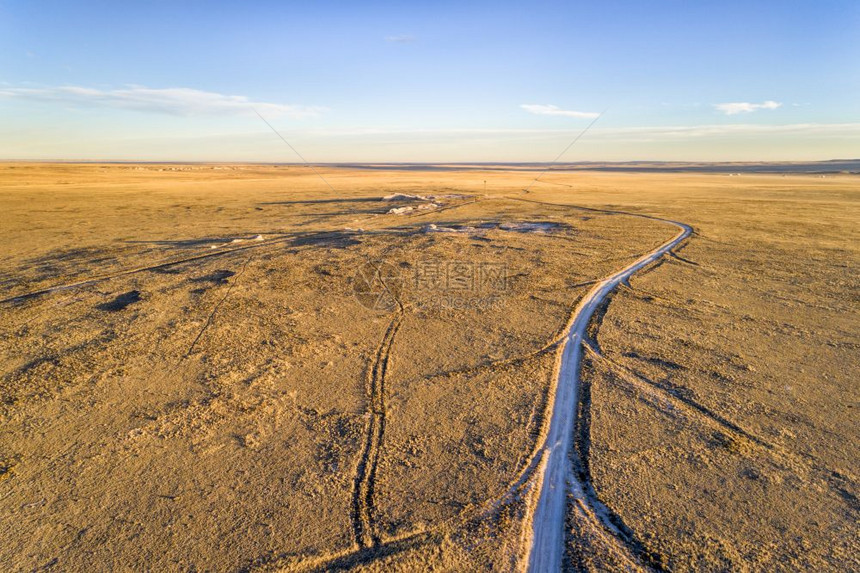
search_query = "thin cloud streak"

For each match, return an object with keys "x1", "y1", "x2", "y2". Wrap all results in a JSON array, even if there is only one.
[
  {"x1": 0, "y1": 85, "x2": 325, "y2": 118},
  {"x1": 521, "y1": 104, "x2": 600, "y2": 119},
  {"x1": 296, "y1": 122, "x2": 860, "y2": 139},
  {"x1": 4, "y1": 122, "x2": 856, "y2": 162},
  {"x1": 714, "y1": 100, "x2": 782, "y2": 115}
]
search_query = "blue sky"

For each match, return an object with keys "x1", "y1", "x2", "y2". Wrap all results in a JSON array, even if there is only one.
[{"x1": 1, "y1": 0, "x2": 858, "y2": 161}]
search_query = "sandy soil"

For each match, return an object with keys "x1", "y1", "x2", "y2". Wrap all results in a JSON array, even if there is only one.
[
  {"x1": 539, "y1": 174, "x2": 859, "y2": 572},
  {"x1": 0, "y1": 164, "x2": 856, "y2": 571}
]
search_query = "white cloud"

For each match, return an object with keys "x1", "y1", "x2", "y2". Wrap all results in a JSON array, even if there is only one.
[
  {"x1": 520, "y1": 104, "x2": 599, "y2": 119},
  {"x1": 385, "y1": 35, "x2": 415, "y2": 43},
  {"x1": 0, "y1": 85, "x2": 325, "y2": 118},
  {"x1": 714, "y1": 100, "x2": 782, "y2": 115}
]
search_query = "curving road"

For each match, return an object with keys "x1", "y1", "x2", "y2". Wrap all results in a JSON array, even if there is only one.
[{"x1": 526, "y1": 218, "x2": 692, "y2": 572}]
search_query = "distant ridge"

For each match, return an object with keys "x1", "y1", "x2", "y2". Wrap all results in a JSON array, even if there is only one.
[
  {"x1": 331, "y1": 159, "x2": 860, "y2": 174},
  {"x1": 2, "y1": 159, "x2": 858, "y2": 174}
]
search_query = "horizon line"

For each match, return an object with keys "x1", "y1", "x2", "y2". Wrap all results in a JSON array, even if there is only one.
[{"x1": 1, "y1": 158, "x2": 857, "y2": 165}]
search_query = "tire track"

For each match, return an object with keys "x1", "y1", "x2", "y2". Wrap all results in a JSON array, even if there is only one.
[
  {"x1": 249, "y1": 196, "x2": 690, "y2": 571},
  {"x1": 513, "y1": 197, "x2": 692, "y2": 572},
  {"x1": 244, "y1": 530, "x2": 440, "y2": 572},
  {"x1": 318, "y1": 201, "x2": 691, "y2": 568},
  {"x1": 351, "y1": 267, "x2": 405, "y2": 549},
  {"x1": 0, "y1": 196, "x2": 480, "y2": 306},
  {"x1": 570, "y1": 349, "x2": 668, "y2": 571},
  {"x1": 0, "y1": 233, "x2": 294, "y2": 305},
  {"x1": 348, "y1": 198, "x2": 483, "y2": 549},
  {"x1": 584, "y1": 342, "x2": 860, "y2": 513},
  {"x1": 183, "y1": 255, "x2": 253, "y2": 358}
]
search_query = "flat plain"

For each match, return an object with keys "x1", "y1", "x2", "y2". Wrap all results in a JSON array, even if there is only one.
[{"x1": 0, "y1": 163, "x2": 857, "y2": 571}]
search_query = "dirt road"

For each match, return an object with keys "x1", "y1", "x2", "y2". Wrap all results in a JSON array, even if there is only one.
[{"x1": 526, "y1": 217, "x2": 692, "y2": 572}]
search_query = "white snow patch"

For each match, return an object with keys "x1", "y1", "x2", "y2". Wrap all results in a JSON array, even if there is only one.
[
  {"x1": 424, "y1": 223, "x2": 461, "y2": 233},
  {"x1": 429, "y1": 194, "x2": 471, "y2": 200},
  {"x1": 499, "y1": 222, "x2": 557, "y2": 233},
  {"x1": 424, "y1": 221, "x2": 563, "y2": 234},
  {"x1": 383, "y1": 193, "x2": 429, "y2": 201},
  {"x1": 226, "y1": 234, "x2": 265, "y2": 244},
  {"x1": 383, "y1": 193, "x2": 471, "y2": 202},
  {"x1": 388, "y1": 202, "x2": 439, "y2": 215}
]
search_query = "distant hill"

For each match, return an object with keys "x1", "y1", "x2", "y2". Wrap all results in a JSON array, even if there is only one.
[{"x1": 332, "y1": 160, "x2": 860, "y2": 174}]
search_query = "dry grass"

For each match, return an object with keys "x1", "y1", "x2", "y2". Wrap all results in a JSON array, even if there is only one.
[
  {"x1": 538, "y1": 173, "x2": 859, "y2": 572},
  {"x1": 0, "y1": 164, "x2": 856, "y2": 571}
]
